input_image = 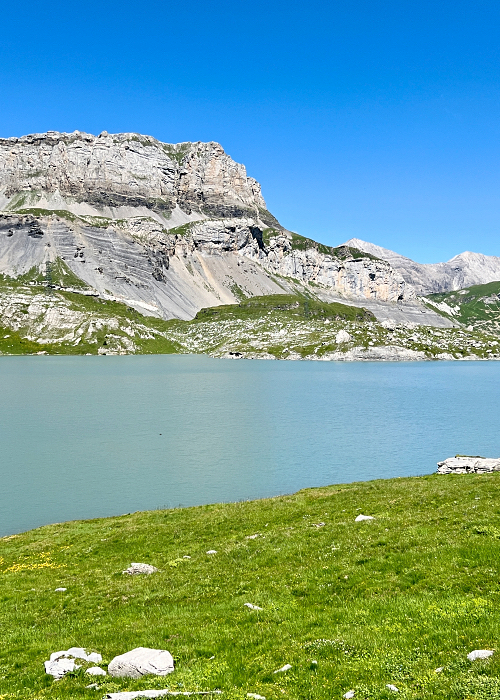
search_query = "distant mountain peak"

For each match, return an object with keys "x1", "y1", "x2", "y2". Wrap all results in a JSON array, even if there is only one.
[{"x1": 341, "y1": 239, "x2": 500, "y2": 294}]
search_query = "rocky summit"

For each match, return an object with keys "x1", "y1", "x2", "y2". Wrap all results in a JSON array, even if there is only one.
[{"x1": 0, "y1": 130, "x2": 499, "y2": 357}]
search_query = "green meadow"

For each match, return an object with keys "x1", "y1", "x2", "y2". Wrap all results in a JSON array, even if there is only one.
[{"x1": 1, "y1": 473, "x2": 499, "y2": 699}]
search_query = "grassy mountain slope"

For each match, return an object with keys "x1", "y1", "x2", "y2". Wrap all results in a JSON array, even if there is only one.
[
  {"x1": 1, "y1": 474, "x2": 500, "y2": 699},
  {"x1": 1, "y1": 273, "x2": 500, "y2": 359},
  {"x1": 424, "y1": 281, "x2": 500, "y2": 334}
]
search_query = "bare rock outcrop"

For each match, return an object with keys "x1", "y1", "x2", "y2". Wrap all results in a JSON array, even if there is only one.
[
  {"x1": 0, "y1": 132, "x2": 275, "y2": 226},
  {"x1": 437, "y1": 456, "x2": 500, "y2": 474}
]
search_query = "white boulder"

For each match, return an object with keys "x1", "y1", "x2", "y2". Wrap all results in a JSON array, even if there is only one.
[
  {"x1": 335, "y1": 330, "x2": 352, "y2": 344},
  {"x1": 86, "y1": 666, "x2": 107, "y2": 676},
  {"x1": 437, "y1": 457, "x2": 500, "y2": 474},
  {"x1": 273, "y1": 664, "x2": 292, "y2": 673},
  {"x1": 467, "y1": 649, "x2": 494, "y2": 661},
  {"x1": 50, "y1": 647, "x2": 102, "y2": 663},
  {"x1": 122, "y1": 563, "x2": 158, "y2": 575},
  {"x1": 108, "y1": 647, "x2": 174, "y2": 678},
  {"x1": 44, "y1": 657, "x2": 80, "y2": 679}
]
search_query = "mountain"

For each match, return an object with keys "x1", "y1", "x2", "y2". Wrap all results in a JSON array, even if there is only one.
[
  {"x1": 343, "y1": 238, "x2": 500, "y2": 295},
  {"x1": 2, "y1": 130, "x2": 500, "y2": 358},
  {"x1": 0, "y1": 130, "x2": 274, "y2": 226},
  {"x1": 0, "y1": 131, "x2": 419, "y2": 322},
  {"x1": 424, "y1": 280, "x2": 500, "y2": 334}
]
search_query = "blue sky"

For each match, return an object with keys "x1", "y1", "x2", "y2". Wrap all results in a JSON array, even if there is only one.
[{"x1": 1, "y1": 0, "x2": 500, "y2": 263}]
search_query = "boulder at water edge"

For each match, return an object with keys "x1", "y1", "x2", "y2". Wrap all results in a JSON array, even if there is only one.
[{"x1": 437, "y1": 457, "x2": 500, "y2": 474}]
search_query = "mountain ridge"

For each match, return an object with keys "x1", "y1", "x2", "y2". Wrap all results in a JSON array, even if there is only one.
[{"x1": 343, "y1": 238, "x2": 500, "y2": 294}]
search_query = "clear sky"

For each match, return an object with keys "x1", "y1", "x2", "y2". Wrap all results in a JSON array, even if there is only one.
[{"x1": 1, "y1": 0, "x2": 500, "y2": 263}]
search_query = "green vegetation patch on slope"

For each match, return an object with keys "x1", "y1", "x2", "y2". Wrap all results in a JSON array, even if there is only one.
[
  {"x1": 425, "y1": 281, "x2": 500, "y2": 335},
  {"x1": 14, "y1": 258, "x2": 92, "y2": 290},
  {"x1": 194, "y1": 294, "x2": 375, "y2": 323},
  {"x1": 13, "y1": 208, "x2": 80, "y2": 223},
  {"x1": 286, "y1": 233, "x2": 380, "y2": 261},
  {"x1": 1, "y1": 474, "x2": 500, "y2": 699}
]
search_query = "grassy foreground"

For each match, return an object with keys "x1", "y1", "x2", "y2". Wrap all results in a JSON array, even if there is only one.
[{"x1": 1, "y1": 475, "x2": 500, "y2": 700}]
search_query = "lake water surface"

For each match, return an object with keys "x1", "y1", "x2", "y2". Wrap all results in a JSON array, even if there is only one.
[{"x1": 1, "y1": 355, "x2": 499, "y2": 536}]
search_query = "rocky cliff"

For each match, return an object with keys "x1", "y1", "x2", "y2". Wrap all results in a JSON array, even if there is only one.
[
  {"x1": 0, "y1": 131, "x2": 423, "y2": 321},
  {"x1": 0, "y1": 131, "x2": 275, "y2": 226}
]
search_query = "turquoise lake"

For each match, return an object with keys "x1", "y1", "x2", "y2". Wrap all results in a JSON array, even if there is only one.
[{"x1": 1, "y1": 355, "x2": 499, "y2": 536}]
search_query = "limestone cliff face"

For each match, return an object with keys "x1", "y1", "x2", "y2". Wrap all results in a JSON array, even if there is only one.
[
  {"x1": 0, "y1": 131, "x2": 273, "y2": 224},
  {"x1": 0, "y1": 213, "x2": 416, "y2": 320},
  {"x1": 0, "y1": 131, "x2": 420, "y2": 321}
]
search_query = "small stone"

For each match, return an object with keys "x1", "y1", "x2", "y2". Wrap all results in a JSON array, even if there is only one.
[
  {"x1": 247, "y1": 694, "x2": 266, "y2": 700},
  {"x1": 386, "y1": 684, "x2": 399, "y2": 692},
  {"x1": 336, "y1": 329, "x2": 352, "y2": 344},
  {"x1": 54, "y1": 587, "x2": 67, "y2": 592},
  {"x1": 44, "y1": 658, "x2": 80, "y2": 679},
  {"x1": 122, "y1": 563, "x2": 158, "y2": 575},
  {"x1": 355, "y1": 514, "x2": 374, "y2": 522},
  {"x1": 246, "y1": 534, "x2": 260, "y2": 539},
  {"x1": 108, "y1": 647, "x2": 174, "y2": 678},
  {"x1": 244, "y1": 602, "x2": 263, "y2": 610},
  {"x1": 206, "y1": 550, "x2": 217, "y2": 554},
  {"x1": 183, "y1": 555, "x2": 191, "y2": 559},
  {"x1": 273, "y1": 664, "x2": 292, "y2": 673},
  {"x1": 467, "y1": 649, "x2": 494, "y2": 661},
  {"x1": 50, "y1": 648, "x2": 102, "y2": 663},
  {"x1": 435, "y1": 667, "x2": 444, "y2": 673},
  {"x1": 86, "y1": 683, "x2": 100, "y2": 689},
  {"x1": 86, "y1": 666, "x2": 107, "y2": 676},
  {"x1": 343, "y1": 692, "x2": 355, "y2": 699}
]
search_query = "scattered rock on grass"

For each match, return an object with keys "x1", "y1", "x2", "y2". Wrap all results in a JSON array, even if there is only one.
[
  {"x1": 44, "y1": 657, "x2": 80, "y2": 679},
  {"x1": 104, "y1": 691, "x2": 223, "y2": 698},
  {"x1": 122, "y1": 563, "x2": 158, "y2": 575},
  {"x1": 467, "y1": 649, "x2": 494, "y2": 661},
  {"x1": 435, "y1": 667, "x2": 444, "y2": 673},
  {"x1": 86, "y1": 666, "x2": 106, "y2": 675},
  {"x1": 244, "y1": 602, "x2": 263, "y2": 610},
  {"x1": 355, "y1": 514, "x2": 374, "y2": 522},
  {"x1": 336, "y1": 330, "x2": 352, "y2": 344},
  {"x1": 386, "y1": 684, "x2": 399, "y2": 692},
  {"x1": 343, "y1": 692, "x2": 355, "y2": 699},
  {"x1": 206, "y1": 550, "x2": 217, "y2": 554},
  {"x1": 50, "y1": 647, "x2": 102, "y2": 663},
  {"x1": 108, "y1": 647, "x2": 174, "y2": 678},
  {"x1": 247, "y1": 694, "x2": 266, "y2": 700},
  {"x1": 246, "y1": 534, "x2": 260, "y2": 539},
  {"x1": 54, "y1": 587, "x2": 67, "y2": 592},
  {"x1": 273, "y1": 664, "x2": 292, "y2": 673}
]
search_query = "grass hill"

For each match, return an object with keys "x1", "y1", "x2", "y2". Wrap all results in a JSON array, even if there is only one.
[
  {"x1": 1, "y1": 274, "x2": 500, "y2": 360},
  {"x1": 1, "y1": 473, "x2": 500, "y2": 699},
  {"x1": 424, "y1": 281, "x2": 500, "y2": 335}
]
